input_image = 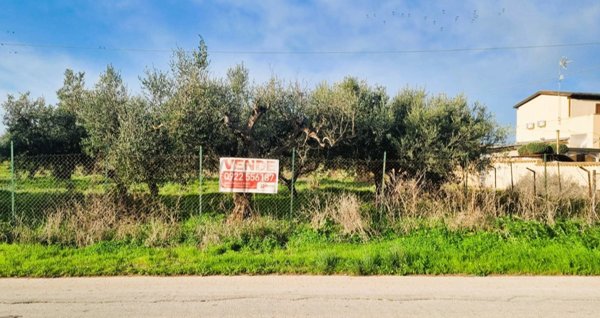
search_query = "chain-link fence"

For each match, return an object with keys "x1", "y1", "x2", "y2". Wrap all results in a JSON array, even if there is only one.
[
  {"x1": 0, "y1": 151, "x2": 392, "y2": 225},
  {"x1": 2, "y1": 150, "x2": 600, "y2": 226}
]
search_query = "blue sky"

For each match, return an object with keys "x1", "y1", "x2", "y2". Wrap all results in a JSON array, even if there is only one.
[{"x1": 2, "y1": 0, "x2": 600, "y2": 140}]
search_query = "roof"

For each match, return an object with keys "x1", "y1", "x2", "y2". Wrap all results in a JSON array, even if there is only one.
[{"x1": 513, "y1": 90, "x2": 600, "y2": 109}]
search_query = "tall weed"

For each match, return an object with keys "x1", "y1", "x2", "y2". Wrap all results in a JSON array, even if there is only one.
[{"x1": 303, "y1": 193, "x2": 369, "y2": 239}]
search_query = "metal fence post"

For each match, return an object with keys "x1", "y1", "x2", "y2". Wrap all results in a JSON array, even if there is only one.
[
  {"x1": 510, "y1": 161, "x2": 514, "y2": 191},
  {"x1": 543, "y1": 153, "x2": 548, "y2": 199},
  {"x1": 379, "y1": 151, "x2": 387, "y2": 215},
  {"x1": 289, "y1": 148, "x2": 296, "y2": 219},
  {"x1": 557, "y1": 160, "x2": 562, "y2": 193},
  {"x1": 381, "y1": 151, "x2": 387, "y2": 192},
  {"x1": 526, "y1": 167, "x2": 536, "y2": 197},
  {"x1": 463, "y1": 156, "x2": 468, "y2": 195},
  {"x1": 199, "y1": 146, "x2": 203, "y2": 216},
  {"x1": 10, "y1": 141, "x2": 15, "y2": 220},
  {"x1": 580, "y1": 166, "x2": 592, "y2": 199},
  {"x1": 103, "y1": 147, "x2": 109, "y2": 192},
  {"x1": 593, "y1": 170, "x2": 597, "y2": 221}
]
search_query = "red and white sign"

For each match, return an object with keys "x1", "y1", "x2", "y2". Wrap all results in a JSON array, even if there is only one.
[{"x1": 219, "y1": 157, "x2": 279, "y2": 194}]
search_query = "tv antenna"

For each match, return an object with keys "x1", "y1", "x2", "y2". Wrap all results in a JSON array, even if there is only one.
[{"x1": 556, "y1": 56, "x2": 571, "y2": 162}]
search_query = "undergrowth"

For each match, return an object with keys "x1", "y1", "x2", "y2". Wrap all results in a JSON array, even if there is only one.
[
  {"x1": 1, "y1": 175, "x2": 600, "y2": 276},
  {"x1": 1, "y1": 218, "x2": 599, "y2": 277}
]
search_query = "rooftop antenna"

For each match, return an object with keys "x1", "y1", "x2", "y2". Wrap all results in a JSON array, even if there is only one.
[
  {"x1": 559, "y1": 56, "x2": 572, "y2": 71},
  {"x1": 556, "y1": 56, "x2": 571, "y2": 161},
  {"x1": 557, "y1": 56, "x2": 571, "y2": 123}
]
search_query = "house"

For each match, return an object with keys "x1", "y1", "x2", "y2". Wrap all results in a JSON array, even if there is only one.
[{"x1": 514, "y1": 91, "x2": 600, "y2": 161}]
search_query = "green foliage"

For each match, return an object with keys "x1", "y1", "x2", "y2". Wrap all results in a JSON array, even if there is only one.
[
  {"x1": 0, "y1": 38, "x2": 506, "y2": 196},
  {"x1": 518, "y1": 142, "x2": 567, "y2": 156},
  {"x1": 329, "y1": 77, "x2": 391, "y2": 160},
  {"x1": 390, "y1": 92, "x2": 506, "y2": 184},
  {"x1": 326, "y1": 85, "x2": 506, "y2": 185},
  {"x1": 1, "y1": 93, "x2": 85, "y2": 157},
  {"x1": 1, "y1": 218, "x2": 600, "y2": 277},
  {"x1": 0, "y1": 93, "x2": 86, "y2": 178},
  {"x1": 550, "y1": 143, "x2": 569, "y2": 155},
  {"x1": 518, "y1": 142, "x2": 553, "y2": 156},
  {"x1": 75, "y1": 65, "x2": 128, "y2": 158}
]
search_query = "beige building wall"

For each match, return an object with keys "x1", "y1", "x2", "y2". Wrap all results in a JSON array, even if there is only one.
[
  {"x1": 570, "y1": 99, "x2": 599, "y2": 116},
  {"x1": 475, "y1": 159, "x2": 600, "y2": 191},
  {"x1": 564, "y1": 115, "x2": 598, "y2": 148},
  {"x1": 516, "y1": 95, "x2": 569, "y2": 144},
  {"x1": 516, "y1": 95, "x2": 600, "y2": 148}
]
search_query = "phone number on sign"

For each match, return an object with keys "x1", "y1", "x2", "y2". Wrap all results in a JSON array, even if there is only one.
[{"x1": 220, "y1": 172, "x2": 277, "y2": 183}]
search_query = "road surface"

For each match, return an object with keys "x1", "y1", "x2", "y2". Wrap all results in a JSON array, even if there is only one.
[{"x1": 1, "y1": 276, "x2": 599, "y2": 317}]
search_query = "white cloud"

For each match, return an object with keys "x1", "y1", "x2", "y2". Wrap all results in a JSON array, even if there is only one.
[
  {"x1": 2, "y1": 0, "x2": 600, "y2": 139},
  {"x1": 0, "y1": 51, "x2": 96, "y2": 104}
]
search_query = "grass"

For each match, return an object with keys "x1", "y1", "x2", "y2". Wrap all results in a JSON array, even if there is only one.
[
  {"x1": 1, "y1": 217, "x2": 600, "y2": 277},
  {"x1": 1, "y1": 160, "x2": 600, "y2": 277}
]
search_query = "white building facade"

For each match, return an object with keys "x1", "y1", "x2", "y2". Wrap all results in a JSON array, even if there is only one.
[{"x1": 515, "y1": 91, "x2": 600, "y2": 149}]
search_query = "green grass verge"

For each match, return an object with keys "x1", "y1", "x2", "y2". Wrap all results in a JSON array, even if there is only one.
[{"x1": 2, "y1": 219, "x2": 600, "y2": 277}]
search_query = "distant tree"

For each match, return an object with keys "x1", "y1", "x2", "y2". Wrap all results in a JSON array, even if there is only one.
[
  {"x1": 326, "y1": 86, "x2": 506, "y2": 187},
  {"x1": 156, "y1": 39, "x2": 235, "y2": 165},
  {"x1": 57, "y1": 69, "x2": 87, "y2": 114},
  {"x1": 390, "y1": 91, "x2": 506, "y2": 186},
  {"x1": 218, "y1": 69, "x2": 308, "y2": 221},
  {"x1": 0, "y1": 92, "x2": 85, "y2": 178},
  {"x1": 71, "y1": 65, "x2": 176, "y2": 196},
  {"x1": 324, "y1": 78, "x2": 392, "y2": 186},
  {"x1": 110, "y1": 96, "x2": 171, "y2": 196},
  {"x1": 330, "y1": 77, "x2": 391, "y2": 158},
  {"x1": 74, "y1": 65, "x2": 127, "y2": 158}
]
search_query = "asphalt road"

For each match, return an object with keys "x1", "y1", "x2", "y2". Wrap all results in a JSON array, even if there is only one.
[{"x1": 1, "y1": 276, "x2": 599, "y2": 317}]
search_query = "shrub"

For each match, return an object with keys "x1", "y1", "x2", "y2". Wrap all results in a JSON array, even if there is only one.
[
  {"x1": 518, "y1": 142, "x2": 568, "y2": 156},
  {"x1": 518, "y1": 142, "x2": 552, "y2": 156},
  {"x1": 550, "y1": 143, "x2": 569, "y2": 155}
]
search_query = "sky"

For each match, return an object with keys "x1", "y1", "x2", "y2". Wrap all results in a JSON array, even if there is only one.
[{"x1": 1, "y1": 0, "x2": 600, "y2": 141}]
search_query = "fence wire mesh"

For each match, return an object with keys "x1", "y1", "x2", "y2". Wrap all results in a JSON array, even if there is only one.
[
  {"x1": 0, "y1": 153, "x2": 393, "y2": 225},
  {"x1": 2, "y1": 152, "x2": 599, "y2": 226}
]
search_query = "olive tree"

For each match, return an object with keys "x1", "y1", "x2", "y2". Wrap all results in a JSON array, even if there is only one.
[
  {"x1": 206, "y1": 65, "x2": 363, "y2": 221},
  {"x1": 70, "y1": 65, "x2": 172, "y2": 196},
  {"x1": 390, "y1": 90, "x2": 506, "y2": 186},
  {"x1": 326, "y1": 86, "x2": 506, "y2": 188},
  {"x1": 219, "y1": 69, "x2": 307, "y2": 220},
  {"x1": 323, "y1": 78, "x2": 392, "y2": 186},
  {"x1": 1, "y1": 92, "x2": 85, "y2": 178}
]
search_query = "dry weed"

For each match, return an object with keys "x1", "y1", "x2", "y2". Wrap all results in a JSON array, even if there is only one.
[
  {"x1": 382, "y1": 175, "x2": 425, "y2": 220},
  {"x1": 304, "y1": 193, "x2": 369, "y2": 238},
  {"x1": 378, "y1": 171, "x2": 595, "y2": 228},
  {"x1": 144, "y1": 217, "x2": 179, "y2": 247},
  {"x1": 513, "y1": 173, "x2": 589, "y2": 223},
  {"x1": 194, "y1": 216, "x2": 289, "y2": 249},
  {"x1": 35, "y1": 194, "x2": 182, "y2": 247}
]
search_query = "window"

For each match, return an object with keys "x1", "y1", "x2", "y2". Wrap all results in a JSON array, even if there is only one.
[
  {"x1": 526, "y1": 122, "x2": 535, "y2": 129},
  {"x1": 596, "y1": 103, "x2": 600, "y2": 115},
  {"x1": 537, "y1": 120, "x2": 546, "y2": 128}
]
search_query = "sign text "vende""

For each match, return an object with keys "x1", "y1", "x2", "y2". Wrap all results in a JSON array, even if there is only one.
[{"x1": 221, "y1": 158, "x2": 278, "y2": 171}]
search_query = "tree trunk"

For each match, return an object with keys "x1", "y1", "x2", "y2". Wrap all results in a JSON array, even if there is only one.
[
  {"x1": 280, "y1": 176, "x2": 296, "y2": 194},
  {"x1": 226, "y1": 100, "x2": 267, "y2": 222},
  {"x1": 372, "y1": 167, "x2": 384, "y2": 193},
  {"x1": 149, "y1": 182, "x2": 159, "y2": 197},
  {"x1": 114, "y1": 182, "x2": 130, "y2": 209},
  {"x1": 229, "y1": 193, "x2": 255, "y2": 222}
]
